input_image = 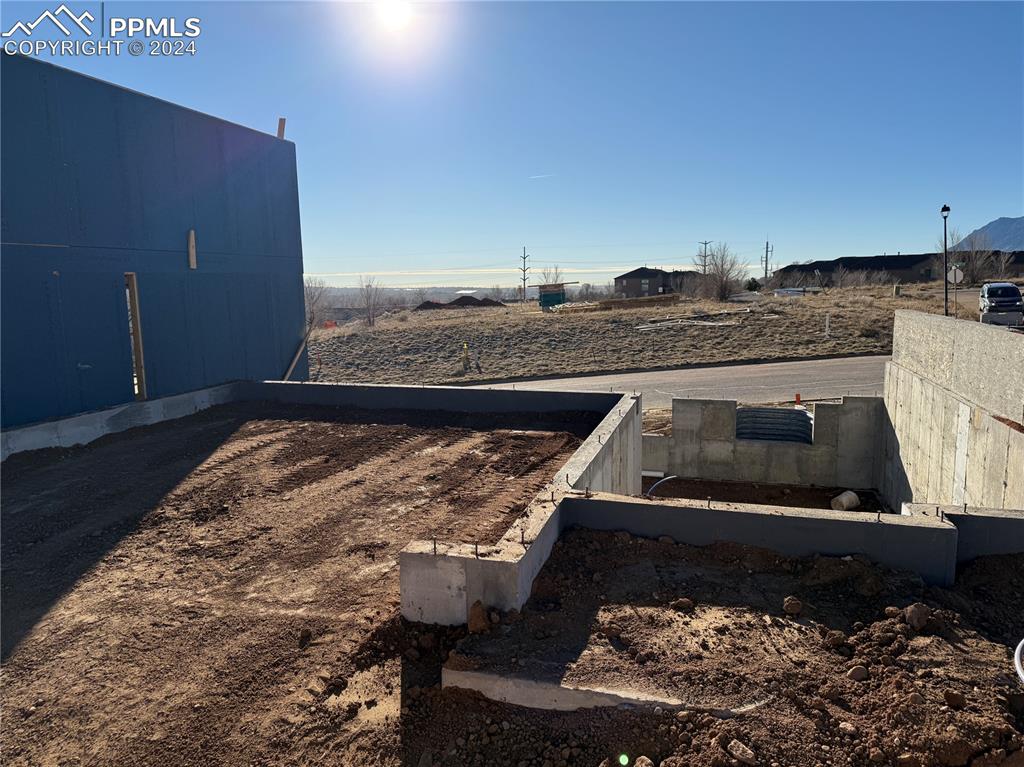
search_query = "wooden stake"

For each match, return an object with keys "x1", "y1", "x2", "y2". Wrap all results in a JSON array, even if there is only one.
[{"x1": 277, "y1": 117, "x2": 286, "y2": 139}]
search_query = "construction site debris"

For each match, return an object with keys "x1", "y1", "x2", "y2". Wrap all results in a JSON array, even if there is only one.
[{"x1": 831, "y1": 490, "x2": 861, "y2": 510}]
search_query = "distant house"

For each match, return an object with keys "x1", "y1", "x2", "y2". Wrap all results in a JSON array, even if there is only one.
[
  {"x1": 773, "y1": 253, "x2": 935, "y2": 286},
  {"x1": 614, "y1": 267, "x2": 703, "y2": 298},
  {"x1": 773, "y1": 251, "x2": 1024, "y2": 286}
]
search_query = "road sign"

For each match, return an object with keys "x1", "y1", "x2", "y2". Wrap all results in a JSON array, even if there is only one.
[{"x1": 948, "y1": 267, "x2": 964, "y2": 285}]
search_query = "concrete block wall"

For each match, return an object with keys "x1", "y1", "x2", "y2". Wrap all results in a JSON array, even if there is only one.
[
  {"x1": 880, "y1": 312, "x2": 1024, "y2": 510},
  {"x1": 644, "y1": 396, "x2": 883, "y2": 489}
]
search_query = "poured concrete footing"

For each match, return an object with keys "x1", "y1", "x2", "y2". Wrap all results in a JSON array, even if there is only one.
[{"x1": 442, "y1": 668, "x2": 682, "y2": 712}]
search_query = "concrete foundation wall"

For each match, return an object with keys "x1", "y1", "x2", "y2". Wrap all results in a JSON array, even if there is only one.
[
  {"x1": 902, "y1": 503, "x2": 1024, "y2": 563},
  {"x1": 1, "y1": 383, "x2": 243, "y2": 460},
  {"x1": 562, "y1": 495, "x2": 958, "y2": 586},
  {"x1": 880, "y1": 312, "x2": 1024, "y2": 510},
  {"x1": 890, "y1": 311, "x2": 1024, "y2": 423},
  {"x1": 399, "y1": 391, "x2": 642, "y2": 624},
  {"x1": 2, "y1": 380, "x2": 628, "y2": 461},
  {"x1": 645, "y1": 397, "x2": 883, "y2": 489},
  {"x1": 240, "y1": 380, "x2": 625, "y2": 417}
]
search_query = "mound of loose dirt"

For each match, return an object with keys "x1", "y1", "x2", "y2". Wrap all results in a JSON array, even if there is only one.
[
  {"x1": 441, "y1": 530, "x2": 1024, "y2": 766},
  {"x1": 415, "y1": 296, "x2": 507, "y2": 311}
]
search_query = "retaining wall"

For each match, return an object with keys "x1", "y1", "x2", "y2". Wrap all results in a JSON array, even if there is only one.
[
  {"x1": 880, "y1": 312, "x2": 1024, "y2": 510},
  {"x1": 643, "y1": 397, "x2": 882, "y2": 489}
]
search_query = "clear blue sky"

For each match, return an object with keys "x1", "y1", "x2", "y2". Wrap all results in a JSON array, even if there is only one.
[{"x1": 4, "y1": 1, "x2": 1023, "y2": 286}]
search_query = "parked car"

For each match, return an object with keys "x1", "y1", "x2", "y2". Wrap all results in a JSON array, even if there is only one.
[{"x1": 978, "y1": 282, "x2": 1024, "y2": 313}]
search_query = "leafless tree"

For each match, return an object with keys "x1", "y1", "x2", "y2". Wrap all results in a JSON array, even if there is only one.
[
  {"x1": 411, "y1": 287, "x2": 429, "y2": 306},
  {"x1": 936, "y1": 228, "x2": 993, "y2": 285},
  {"x1": 832, "y1": 264, "x2": 849, "y2": 289},
  {"x1": 670, "y1": 271, "x2": 701, "y2": 298},
  {"x1": 706, "y1": 243, "x2": 745, "y2": 301},
  {"x1": 541, "y1": 265, "x2": 563, "y2": 284},
  {"x1": 358, "y1": 275, "x2": 383, "y2": 327},
  {"x1": 303, "y1": 276, "x2": 330, "y2": 330},
  {"x1": 487, "y1": 284, "x2": 508, "y2": 302},
  {"x1": 992, "y1": 250, "x2": 1014, "y2": 277},
  {"x1": 577, "y1": 283, "x2": 595, "y2": 301}
]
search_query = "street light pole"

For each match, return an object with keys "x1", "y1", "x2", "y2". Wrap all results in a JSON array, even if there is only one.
[{"x1": 941, "y1": 204, "x2": 951, "y2": 317}]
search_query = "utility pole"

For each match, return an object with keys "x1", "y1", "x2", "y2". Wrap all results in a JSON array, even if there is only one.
[
  {"x1": 697, "y1": 240, "x2": 712, "y2": 274},
  {"x1": 762, "y1": 239, "x2": 773, "y2": 282},
  {"x1": 519, "y1": 247, "x2": 530, "y2": 305}
]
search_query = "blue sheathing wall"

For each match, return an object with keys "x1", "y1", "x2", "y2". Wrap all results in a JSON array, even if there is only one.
[{"x1": 1, "y1": 55, "x2": 308, "y2": 428}]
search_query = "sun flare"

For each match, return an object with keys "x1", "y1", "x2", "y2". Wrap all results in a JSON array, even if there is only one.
[{"x1": 375, "y1": 0, "x2": 414, "y2": 33}]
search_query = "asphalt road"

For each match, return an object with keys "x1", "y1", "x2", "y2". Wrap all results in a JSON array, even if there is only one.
[{"x1": 473, "y1": 355, "x2": 890, "y2": 409}]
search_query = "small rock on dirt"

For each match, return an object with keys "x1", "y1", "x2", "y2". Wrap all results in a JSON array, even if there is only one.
[
  {"x1": 634, "y1": 758, "x2": 655, "y2": 767},
  {"x1": 847, "y1": 665, "x2": 869, "y2": 682},
  {"x1": 839, "y1": 721, "x2": 858, "y2": 735},
  {"x1": 783, "y1": 595, "x2": 803, "y2": 616},
  {"x1": 825, "y1": 629, "x2": 847, "y2": 649},
  {"x1": 298, "y1": 627, "x2": 313, "y2": 649},
  {"x1": 417, "y1": 633, "x2": 436, "y2": 650},
  {"x1": 905, "y1": 602, "x2": 931, "y2": 631},
  {"x1": 468, "y1": 600, "x2": 489, "y2": 634},
  {"x1": 726, "y1": 738, "x2": 757, "y2": 765},
  {"x1": 908, "y1": 692, "x2": 925, "y2": 705},
  {"x1": 671, "y1": 598, "x2": 694, "y2": 612},
  {"x1": 943, "y1": 689, "x2": 967, "y2": 709},
  {"x1": 884, "y1": 606, "x2": 901, "y2": 618}
]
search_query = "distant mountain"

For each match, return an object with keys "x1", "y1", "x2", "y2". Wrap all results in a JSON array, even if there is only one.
[{"x1": 954, "y1": 216, "x2": 1024, "y2": 251}]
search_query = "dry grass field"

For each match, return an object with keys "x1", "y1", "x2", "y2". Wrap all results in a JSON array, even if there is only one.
[{"x1": 308, "y1": 284, "x2": 975, "y2": 386}]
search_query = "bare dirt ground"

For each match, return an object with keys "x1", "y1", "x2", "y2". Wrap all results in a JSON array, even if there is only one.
[
  {"x1": 640, "y1": 476, "x2": 886, "y2": 513},
  {"x1": 308, "y1": 285, "x2": 966, "y2": 387},
  {"x1": 446, "y1": 529, "x2": 1024, "y2": 767},
  {"x1": 0, "y1": 403, "x2": 595, "y2": 767}
]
